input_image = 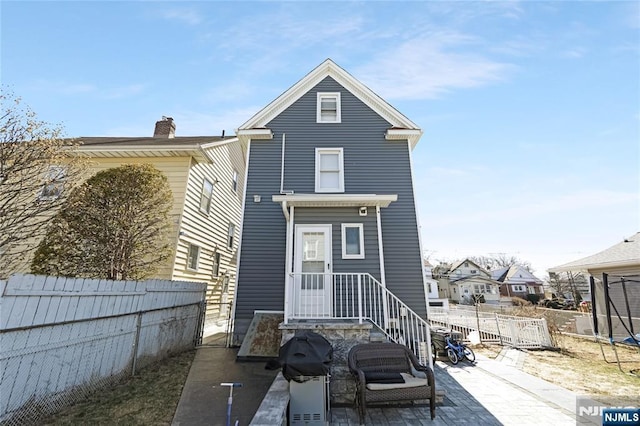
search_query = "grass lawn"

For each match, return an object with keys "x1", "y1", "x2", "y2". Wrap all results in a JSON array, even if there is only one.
[{"x1": 43, "y1": 350, "x2": 196, "y2": 425}]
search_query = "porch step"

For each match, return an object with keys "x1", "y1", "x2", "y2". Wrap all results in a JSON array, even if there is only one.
[{"x1": 370, "y1": 328, "x2": 388, "y2": 343}]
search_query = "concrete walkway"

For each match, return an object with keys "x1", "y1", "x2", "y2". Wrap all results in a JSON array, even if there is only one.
[{"x1": 173, "y1": 346, "x2": 579, "y2": 425}]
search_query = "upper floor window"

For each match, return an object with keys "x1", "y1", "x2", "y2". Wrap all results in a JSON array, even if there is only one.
[
  {"x1": 315, "y1": 148, "x2": 344, "y2": 193},
  {"x1": 187, "y1": 243, "x2": 200, "y2": 271},
  {"x1": 39, "y1": 166, "x2": 65, "y2": 200},
  {"x1": 232, "y1": 170, "x2": 238, "y2": 192},
  {"x1": 342, "y1": 223, "x2": 364, "y2": 259},
  {"x1": 212, "y1": 251, "x2": 221, "y2": 277},
  {"x1": 317, "y1": 92, "x2": 341, "y2": 123},
  {"x1": 200, "y1": 178, "x2": 214, "y2": 214},
  {"x1": 227, "y1": 223, "x2": 236, "y2": 249}
]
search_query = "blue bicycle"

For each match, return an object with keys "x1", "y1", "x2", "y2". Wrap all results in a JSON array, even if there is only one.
[{"x1": 444, "y1": 334, "x2": 475, "y2": 365}]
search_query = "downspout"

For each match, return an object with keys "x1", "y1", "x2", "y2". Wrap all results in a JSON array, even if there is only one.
[
  {"x1": 376, "y1": 205, "x2": 390, "y2": 331},
  {"x1": 283, "y1": 204, "x2": 295, "y2": 324},
  {"x1": 280, "y1": 133, "x2": 293, "y2": 195},
  {"x1": 376, "y1": 205, "x2": 387, "y2": 288}
]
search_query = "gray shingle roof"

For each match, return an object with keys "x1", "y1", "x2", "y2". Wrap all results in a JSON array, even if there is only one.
[{"x1": 549, "y1": 232, "x2": 640, "y2": 272}]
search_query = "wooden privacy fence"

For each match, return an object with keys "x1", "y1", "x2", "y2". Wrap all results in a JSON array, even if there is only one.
[
  {"x1": 429, "y1": 307, "x2": 552, "y2": 349},
  {"x1": 0, "y1": 274, "x2": 206, "y2": 426}
]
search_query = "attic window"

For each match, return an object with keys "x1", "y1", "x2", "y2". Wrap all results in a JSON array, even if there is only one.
[{"x1": 317, "y1": 93, "x2": 341, "y2": 123}]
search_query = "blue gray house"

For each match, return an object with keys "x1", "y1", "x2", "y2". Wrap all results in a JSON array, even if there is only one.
[{"x1": 233, "y1": 59, "x2": 431, "y2": 363}]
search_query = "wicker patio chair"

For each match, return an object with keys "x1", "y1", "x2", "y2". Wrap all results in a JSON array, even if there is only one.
[{"x1": 348, "y1": 342, "x2": 436, "y2": 424}]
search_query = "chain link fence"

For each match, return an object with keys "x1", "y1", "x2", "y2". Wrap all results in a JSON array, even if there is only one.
[{"x1": 0, "y1": 275, "x2": 206, "y2": 426}]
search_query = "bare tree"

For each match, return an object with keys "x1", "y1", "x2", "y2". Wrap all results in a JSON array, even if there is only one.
[
  {"x1": 0, "y1": 90, "x2": 87, "y2": 277},
  {"x1": 547, "y1": 271, "x2": 584, "y2": 302},
  {"x1": 470, "y1": 254, "x2": 532, "y2": 272},
  {"x1": 31, "y1": 164, "x2": 173, "y2": 281}
]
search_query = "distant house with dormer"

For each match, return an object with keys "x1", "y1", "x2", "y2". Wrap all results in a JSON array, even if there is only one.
[{"x1": 434, "y1": 259, "x2": 501, "y2": 305}]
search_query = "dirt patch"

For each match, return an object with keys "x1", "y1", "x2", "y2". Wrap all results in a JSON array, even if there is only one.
[
  {"x1": 475, "y1": 335, "x2": 640, "y2": 398},
  {"x1": 43, "y1": 350, "x2": 195, "y2": 425}
]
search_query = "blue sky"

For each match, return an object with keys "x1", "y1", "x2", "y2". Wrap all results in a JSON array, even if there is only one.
[{"x1": 2, "y1": 1, "x2": 639, "y2": 277}]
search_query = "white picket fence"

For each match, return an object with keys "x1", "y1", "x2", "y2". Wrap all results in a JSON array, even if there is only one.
[
  {"x1": 429, "y1": 306, "x2": 552, "y2": 349},
  {"x1": 0, "y1": 274, "x2": 206, "y2": 425}
]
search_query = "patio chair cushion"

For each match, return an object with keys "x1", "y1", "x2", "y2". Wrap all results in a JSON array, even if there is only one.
[
  {"x1": 366, "y1": 373, "x2": 429, "y2": 391},
  {"x1": 364, "y1": 372, "x2": 404, "y2": 384}
]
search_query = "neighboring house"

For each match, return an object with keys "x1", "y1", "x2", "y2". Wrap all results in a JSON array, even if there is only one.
[
  {"x1": 549, "y1": 233, "x2": 640, "y2": 342},
  {"x1": 74, "y1": 118, "x2": 246, "y2": 324},
  {"x1": 424, "y1": 260, "x2": 448, "y2": 309},
  {"x1": 445, "y1": 259, "x2": 501, "y2": 305},
  {"x1": 492, "y1": 265, "x2": 544, "y2": 300},
  {"x1": 232, "y1": 59, "x2": 428, "y2": 349}
]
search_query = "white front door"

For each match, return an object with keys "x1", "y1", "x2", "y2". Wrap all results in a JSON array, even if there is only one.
[{"x1": 294, "y1": 225, "x2": 332, "y2": 317}]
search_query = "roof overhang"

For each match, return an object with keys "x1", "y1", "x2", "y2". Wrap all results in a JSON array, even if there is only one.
[
  {"x1": 549, "y1": 259, "x2": 640, "y2": 274},
  {"x1": 272, "y1": 193, "x2": 397, "y2": 208},
  {"x1": 76, "y1": 144, "x2": 213, "y2": 162},
  {"x1": 385, "y1": 129, "x2": 423, "y2": 150},
  {"x1": 236, "y1": 128, "x2": 274, "y2": 144}
]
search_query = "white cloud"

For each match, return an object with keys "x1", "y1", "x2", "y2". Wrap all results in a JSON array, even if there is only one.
[{"x1": 353, "y1": 35, "x2": 513, "y2": 100}]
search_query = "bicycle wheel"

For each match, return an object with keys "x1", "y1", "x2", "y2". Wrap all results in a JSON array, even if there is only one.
[
  {"x1": 463, "y1": 346, "x2": 476, "y2": 363},
  {"x1": 446, "y1": 348, "x2": 459, "y2": 364}
]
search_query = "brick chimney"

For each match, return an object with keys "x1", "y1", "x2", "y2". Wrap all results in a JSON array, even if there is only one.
[{"x1": 154, "y1": 116, "x2": 176, "y2": 138}]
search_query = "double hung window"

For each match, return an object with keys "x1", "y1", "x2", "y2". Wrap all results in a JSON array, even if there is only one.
[
  {"x1": 200, "y1": 179, "x2": 214, "y2": 214},
  {"x1": 40, "y1": 166, "x2": 66, "y2": 200},
  {"x1": 187, "y1": 244, "x2": 200, "y2": 270},
  {"x1": 227, "y1": 223, "x2": 235, "y2": 249},
  {"x1": 317, "y1": 92, "x2": 341, "y2": 123},
  {"x1": 315, "y1": 148, "x2": 344, "y2": 193}
]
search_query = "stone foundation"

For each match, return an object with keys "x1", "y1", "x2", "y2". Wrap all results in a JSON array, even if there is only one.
[{"x1": 279, "y1": 320, "x2": 380, "y2": 404}]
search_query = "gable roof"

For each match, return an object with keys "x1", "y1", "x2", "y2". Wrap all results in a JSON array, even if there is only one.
[
  {"x1": 449, "y1": 258, "x2": 487, "y2": 274},
  {"x1": 549, "y1": 232, "x2": 640, "y2": 273},
  {"x1": 450, "y1": 275, "x2": 501, "y2": 286},
  {"x1": 237, "y1": 59, "x2": 423, "y2": 148},
  {"x1": 492, "y1": 265, "x2": 543, "y2": 285}
]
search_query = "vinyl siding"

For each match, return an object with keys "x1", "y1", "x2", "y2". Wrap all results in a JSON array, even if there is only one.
[
  {"x1": 92, "y1": 146, "x2": 246, "y2": 320},
  {"x1": 294, "y1": 207, "x2": 380, "y2": 280},
  {"x1": 172, "y1": 142, "x2": 245, "y2": 320},
  {"x1": 235, "y1": 77, "x2": 425, "y2": 340}
]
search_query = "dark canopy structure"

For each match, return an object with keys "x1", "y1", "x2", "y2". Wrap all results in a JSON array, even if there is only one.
[{"x1": 549, "y1": 233, "x2": 640, "y2": 373}]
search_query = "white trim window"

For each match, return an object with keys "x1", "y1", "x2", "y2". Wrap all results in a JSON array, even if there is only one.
[
  {"x1": 199, "y1": 178, "x2": 214, "y2": 214},
  {"x1": 227, "y1": 223, "x2": 236, "y2": 249},
  {"x1": 512, "y1": 284, "x2": 526, "y2": 292},
  {"x1": 187, "y1": 243, "x2": 200, "y2": 271},
  {"x1": 341, "y1": 223, "x2": 364, "y2": 259},
  {"x1": 232, "y1": 169, "x2": 238, "y2": 192},
  {"x1": 39, "y1": 166, "x2": 66, "y2": 200},
  {"x1": 212, "y1": 251, "x2": 221, "y2": 277},
  {"x1": 315, "y1": 148, "x2": 344, "y2": 193},
  {"x1": 317, "y1": 92, "x2": 341, "y2": 123}
]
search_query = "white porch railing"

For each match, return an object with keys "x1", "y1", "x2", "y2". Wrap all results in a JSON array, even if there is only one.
[
  {"x1": 429, "y1": 307, "x2": 553, "y2": 349},
  {"x1": 285, "y1": 272, "x2": 431, "y2": 364}
]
